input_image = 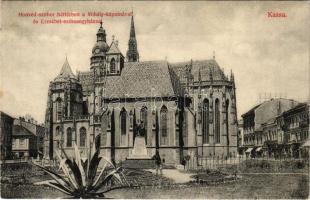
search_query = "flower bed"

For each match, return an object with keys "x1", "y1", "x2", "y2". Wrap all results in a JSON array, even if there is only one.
[
  {"x1": 123, "y1": 169, "x2": 175, "y2": 187},
  {"x1": 190, "y1": 170, "x2": 239, "y2": 185}
]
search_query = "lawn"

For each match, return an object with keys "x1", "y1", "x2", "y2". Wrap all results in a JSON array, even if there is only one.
[
  {"x1": 1, "y1": 161, "x2": 309, "y2": 199},
  {"x1": 1, "y1": 174, "x2": 308, "y2": 199},
  {"x1": 107, "y1": 174, "x2": 309, "y2": 199}
]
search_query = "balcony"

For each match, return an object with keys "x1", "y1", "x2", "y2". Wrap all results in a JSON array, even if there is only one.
[
  {"x1": 63, "y1": 115, "x2": 89, "y2": 121},
  {"x1": 63, "y1": 116, "x2": 73, "y2": 121},
  {"x1": 76, "y1": 115, "x2": 89, "y2": 121}
]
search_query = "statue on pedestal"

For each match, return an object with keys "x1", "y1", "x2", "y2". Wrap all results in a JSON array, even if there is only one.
[{"x1": 129, "y1": 120, "x2": 150, "y2": 159}]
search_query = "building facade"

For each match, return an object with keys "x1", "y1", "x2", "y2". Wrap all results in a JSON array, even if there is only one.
[
  {"x1": 237, "y1": 119, "x2": 244, "y2": 154},
  {"x1": 0, "y1": 111, "x2": 14, "y2": 160},
  {"x1": 44, "y1": 17, "x2": 238, "y2": 166},
  {"x1": 241, "y1": 98, "x2": 309, "y2": 158},
  {"x1": 12, "y1": 118, "x2": 45, "y2": 158},
  {"x1": 280, "y1": 103, "x2": 309, "y2": 158}
]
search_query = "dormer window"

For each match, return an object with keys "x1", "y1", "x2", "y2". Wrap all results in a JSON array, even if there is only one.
[{"x1": 110, "y1": 58, "x2": 116, "y2": 73}]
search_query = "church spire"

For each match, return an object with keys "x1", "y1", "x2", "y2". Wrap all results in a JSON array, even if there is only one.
[
  {"x1": 58, "y1": 57, "x2": 75, "y2": 78},
  {"x1": 130, "y1": 15, "x2": 136, "y2": 38},
  {"x1": 96, "y1": 20, "x2": 106, "y2": 42},
  {"x1": 126, "y1": 14, "x2": 139, "y2": 62}
]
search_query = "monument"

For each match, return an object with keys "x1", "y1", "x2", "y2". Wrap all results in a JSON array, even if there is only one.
[
  {"x1": 128, "y1": 136, "x2": 150, "y2": 159},
  {"x1": 127, "y1": 121, "x2": 151, "y2": 159},
  {"x1": 123, "y1": 121, "x2": 154, "y2": 169}
]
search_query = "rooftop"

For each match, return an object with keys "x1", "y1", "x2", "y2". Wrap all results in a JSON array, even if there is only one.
[
  {"x1": 169, "y1": 59, "x2": 228, "y2": 83},
  {"x1": 12, "y1": 125, "x2": 35, "y2": 137},
  {"x1": 54, "y1": 57, "x2": 77, "y2": 82}
]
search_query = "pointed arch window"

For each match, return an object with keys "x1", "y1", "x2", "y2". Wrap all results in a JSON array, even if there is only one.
[
  {"x1": 120, "y1": 108, "x2": 127, "y2": 146},
  {"x1": 225, "y1": 99, "x2": 229, "y2": 145},
  {"x1": 160, "y1": 106, "x2": 168, "y2": 145},
  {"x1": 110, "y1": 58, "x2": 116, "y2": 73},
  {"x1": 215, "y1": 99, "x2": 220, "y2": 143},
  {"x1": 66, "y1": 127, "x2": 72, "y2": 147},
  {"x1": 140, "y1": 106, "x2": 148, "y2": 144},
  {"x1": 202, "y1": 99, "x2": 209, "y2": 144},
  {"x1": 120, "y1": 108, "x2": 127, "y2": 135},
  {"x1": 56, "y1": 98, "x2": 62, "y2": 121},
  {"x1": 80, "y1": 127, "x2": 86, "y2": 147},
  {"x1": 55, "y1": 126, "x2": 60, "y2": 137}
]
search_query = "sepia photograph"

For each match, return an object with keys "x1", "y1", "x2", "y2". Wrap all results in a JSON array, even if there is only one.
[{"x1": 0, "y1": 1, "x2": 309, "y2": 199}]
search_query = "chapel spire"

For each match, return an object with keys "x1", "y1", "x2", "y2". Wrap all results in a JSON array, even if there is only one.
[
  {"x1": 54, "y1": 57, "x2": 76, "y2": 81},
  {"x1": 126, "y1": 14, "x2": 139, "y2": 62}
]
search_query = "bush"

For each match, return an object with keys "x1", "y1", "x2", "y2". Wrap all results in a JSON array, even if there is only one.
[
  {"x1": 260, "y1": 160, "x2": 271, "y2": 169},
  {"x1": 295, "y1": 161, "x2": 305, "y2": 169},
  {"x1": 291, "y1": 176, "x2": 309, "y2": 199}
]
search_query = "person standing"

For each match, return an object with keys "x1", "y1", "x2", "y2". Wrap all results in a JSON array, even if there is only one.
[{"x1": 153, "y1": 150, "x2": 162, "y2": 175}]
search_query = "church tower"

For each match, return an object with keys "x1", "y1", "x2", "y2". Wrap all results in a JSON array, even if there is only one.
[
  {"x1": 91, "y1": 21, "x2": 109, "y2": 78},
  {"x1": 44, "y1": 58, "x2": 83, "y2": 159},
  {"x1": 126, "y1": 15, "x2": 139, "y2": 62}
]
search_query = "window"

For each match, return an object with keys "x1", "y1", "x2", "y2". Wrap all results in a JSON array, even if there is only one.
[
  {"x1": 140, "y1": 106, "x2": 148, "y2": 144},
  {"x1": 95, "y1": 134, "x2": 101, "y2": 149},
  {"x1": 20, "y1": 139, "x2": 25, "y2": 147},
  {"x1": 202, "y1": 99, "x2": 209, "y2": 144},
  {"x1": 120, "y1": 108, "x2": 127, "y2": 135},
  {"x1": 67, "y1": 127, "x2": 72, "y2": 147},
  {"x1": 110, "y1": 58, "x2": 116, "y2": 73},
  {"x1": 215, "y1": 99, "x2": 220, "y2": 143},
  {"x1": 56, "y1": 98, "x2": 62, "y2": 121},
  {"x1": 12, "y1": 139, "x2": 16, "y2": 148},
  {"x1": 80, "y1": 127, "x2": 86, "y2": 147},
  {"x1": 55, "y1": 126, "x2": 60, "y2": 136},
  {"x1": 160, "y1": 106, "x2": 168, "y2": 145},
  {"x1": 120, "y1": 108, "x2": 127, "y2": 146},
  {"x1": 225, "y1": 99, "x2": 229, "y2": 145}
]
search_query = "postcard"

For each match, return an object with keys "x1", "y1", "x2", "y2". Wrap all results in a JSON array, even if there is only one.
[{"x1": 0, "y1": 1, "x2": 309, "y2": 199}]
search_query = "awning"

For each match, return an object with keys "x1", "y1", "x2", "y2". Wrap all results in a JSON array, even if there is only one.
[
  {"x1": 245, "y1": 148, "x2": 253, "y2": 153},
  {"x1": 256, "y1": 147, "x2": 262, "y2": 152},
  {"x1": 301, "y1": 140, "x2": 310, "y2": 147}
]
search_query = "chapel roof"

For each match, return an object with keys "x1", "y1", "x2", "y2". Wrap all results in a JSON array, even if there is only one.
[
  {"x1": 54, "y1": 58, "x2": 77, "y2": 82},
  {"x1": 169, "y1": 59, "x2": 228, "y2": 83},
  {"x1": 107, "y1": 40, "x2": 122, "y2": 55}
]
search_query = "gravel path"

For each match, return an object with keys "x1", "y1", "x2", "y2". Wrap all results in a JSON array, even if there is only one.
[{"x1": 147, "y1": 169, "x2": 195, "y2": 183}]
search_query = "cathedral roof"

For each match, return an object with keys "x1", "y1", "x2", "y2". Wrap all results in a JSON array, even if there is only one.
[
  {"x1": 105, "y1": 61, "x2": 182, "y2": 98},
  {"x1": 78, "y1": 71, "x2": 94, "y2": 95},
  {"x1": 54, "y1": 58, "x2": 77, "y2": 82},
  {"x1": 79, "y1": 61, "x2": 183, "y2": 98},
  {"x1": 169, "y1": 59, "x2": 228, "y2": 83}
]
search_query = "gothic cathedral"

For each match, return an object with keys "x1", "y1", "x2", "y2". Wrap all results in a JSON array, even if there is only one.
[{"x1": 44, "y1": 16, "x2": 238, "y2": 166}]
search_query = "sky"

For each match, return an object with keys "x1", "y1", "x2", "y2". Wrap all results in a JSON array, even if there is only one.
[{"x1": 0, "y1": 1, "x2": 309, "y2": 123}]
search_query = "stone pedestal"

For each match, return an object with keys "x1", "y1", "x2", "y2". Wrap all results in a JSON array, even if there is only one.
[
  {"x1": 127, "y1": 136, "x2": 151, "y2": 159},
  {"x1": 124, "y1": 136, "x2": 154, "y2": 169}
]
